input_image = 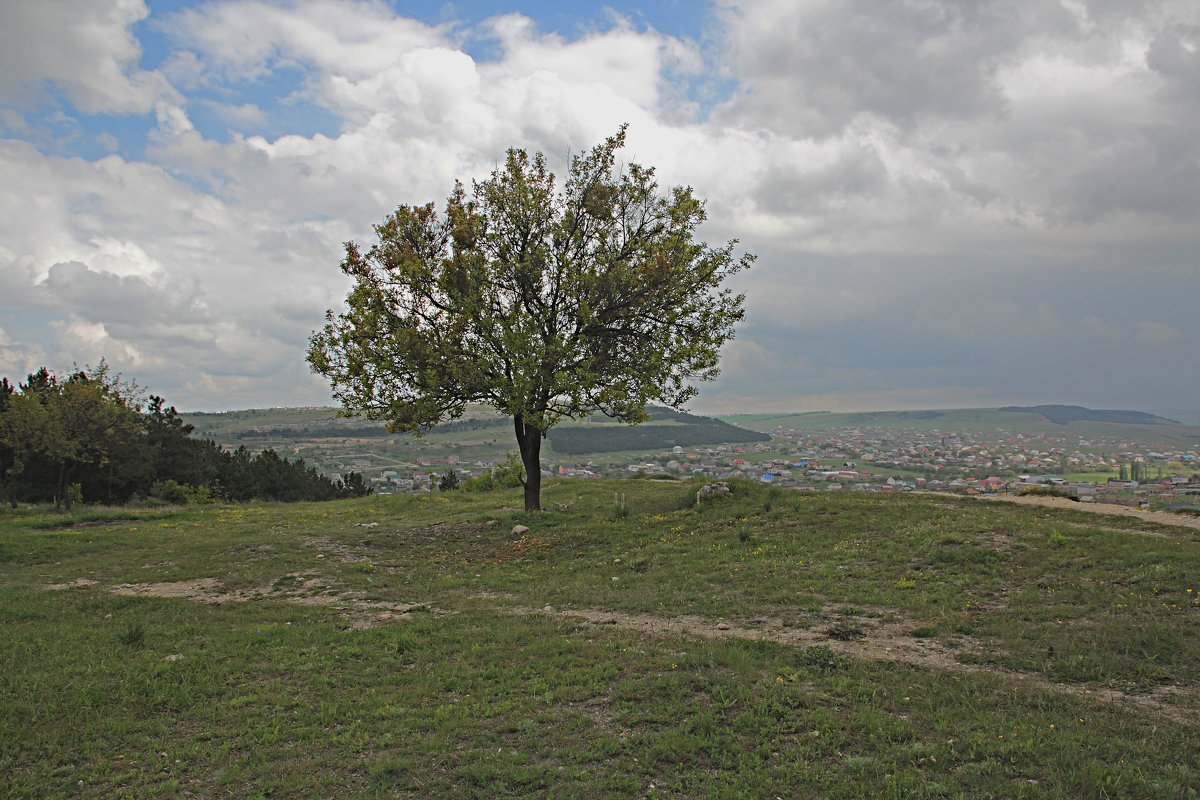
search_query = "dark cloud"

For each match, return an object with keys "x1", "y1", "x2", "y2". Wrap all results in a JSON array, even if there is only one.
[{"x1": 37, "y1": 261, "x2": 209, "y2": 328}]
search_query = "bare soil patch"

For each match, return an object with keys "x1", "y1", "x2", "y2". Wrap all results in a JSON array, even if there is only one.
[
  {"x1": 44, "y1": 577, "x2": 99, "y2": 590},
  {"x1": 978, "y1": 494, "x2": 1200, "y2": 533},
  {"x1": 40, "y1": 518, "x2": 141, "y2": 531},
  {"x1": 497, "y1": 603, "x2": 1195, "y2": 725},
  {"x1": 103, "y1": 574, "x2": 433, "y2": 629}
]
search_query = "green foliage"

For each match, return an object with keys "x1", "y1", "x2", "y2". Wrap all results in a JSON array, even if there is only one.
[
  {"x1": 338, "y1": 471, "x2": 372, "y2": 498},
  {"x1": 308, "y1": 126, "x2": 752, "y2": 509},
  {"x1": 0, "y1": 366, "x2": 368, "y2": 507},
  {"x1": 462, "y1": 453, "x2": 526, "y2": 492},
  {"x1": 438, "y1": 469, "x2": 460, "y2": 492}
]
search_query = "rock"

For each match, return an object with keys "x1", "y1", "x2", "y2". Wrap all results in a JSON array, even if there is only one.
[
  {"x1": 696, "y1": 482, "x2": 731, "y2": 504},
  {"x1": 354, "y1": 522, "x2": 380, "y2": 528},
  {"x1": 316, "y1": 554, "x2": 325, "y2": 559},
  {"x1": 512, "y1": 525, "x2": 530, "y2": 535},
  {"x1": 163, "y1": 654, "x2": 184, "y2": 663},
  {"x1": 716, "y1": 623, "x2": 731, "y2": 631},
  {"x1": 484, "y1": 520, "x2": 499, "y2": 527}
]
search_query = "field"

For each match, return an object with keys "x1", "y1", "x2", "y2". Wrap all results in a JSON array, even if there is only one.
[{"x1": 3, "y1": 481, "x2": 1199, "y2": 798}]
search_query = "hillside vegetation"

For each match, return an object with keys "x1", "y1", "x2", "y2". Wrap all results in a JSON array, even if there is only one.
[
  {"x1": 2, "y1": 481, "x2": 1197, "y2": 798},
  {"x1": 724, "y1": 407, "x2": 1200, "y2": 447},
  {"x1": 546, "y1": 406, "x2": 769, "y2": 454}
]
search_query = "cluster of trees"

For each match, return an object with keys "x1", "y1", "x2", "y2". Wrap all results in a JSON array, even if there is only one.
[{"x1": 0, "y1": 364, "x2": 369, "y2": 509}]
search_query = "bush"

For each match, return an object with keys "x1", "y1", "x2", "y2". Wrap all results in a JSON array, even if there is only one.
[
  {"x1": 150, "y1": 479, "x2": 191, "y2": 504},
  {"x1": 462, "y1": 454, "x2": 525, "y2": 492},
  {"x1": 149, "y1": 479, "x2": 215, "y2": 505}
]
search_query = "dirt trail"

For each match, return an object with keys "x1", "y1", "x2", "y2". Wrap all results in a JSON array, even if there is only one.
[
  {"x1": 105, "y1": 574, "x2": 432, "y2": 630},
  {"x1": 975, "y1": 493, "x2": 1200, "y2": 531},
  {"x1": 498, "y1": 603, "x2": 1194, "y2": 725},
  {"x1": 48, "y1": 576, "x2": 1196, "y2": 725}
]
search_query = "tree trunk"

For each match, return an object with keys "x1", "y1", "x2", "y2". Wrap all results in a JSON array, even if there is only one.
[
  {"x1": 513, "y1": 415, "x2": 543, "y2": 511},
  {"x1": 55, "y1": 462, "x2": 67, "y2": 511}
]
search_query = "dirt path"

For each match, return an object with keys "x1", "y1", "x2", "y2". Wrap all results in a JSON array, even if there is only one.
[
  {"x1": 48, "y1": 576, "x2": 1197, "y2": 725},
  {"x1": 975, "y1": 493, "x2": 1200, "y2": 532},
  {"x1": 498, "y1": 602, "x2": 1194, "y2": 725}
]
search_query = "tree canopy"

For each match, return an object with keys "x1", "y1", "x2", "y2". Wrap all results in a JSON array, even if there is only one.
[{"x1": 309, "y1": 126, "x2": 752, "y2": 510}]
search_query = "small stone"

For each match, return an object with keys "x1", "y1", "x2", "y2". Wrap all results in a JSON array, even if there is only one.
[
  {"x1": 512, "y1": 525, "x2": 530, "y2": 535},
  {"x1": 163, "y1": 653, "x2": 184, "y2": 663},
  {"x1": 717, "y1": 623, "x2": 730, "y2": 630},
  {"x1": 104, "y1": 613, "x2": 112, "y2": 620},
  {"x1": 542, "y1": 605, "x2": 555, "y2": 612},
  {"x1": 316, "y1": 554, "x2": 325, "y2": 559},
  {"x1": 484, "y1": 520, "x2": 499, "y2": 527},
  {"x1": 611, "y1": 576, "x2": 619, "y2": 581}
]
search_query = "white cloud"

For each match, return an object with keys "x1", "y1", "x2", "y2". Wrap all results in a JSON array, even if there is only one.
[{"x1": 0, "y1": 0, "x2": 177, "y2": 114}]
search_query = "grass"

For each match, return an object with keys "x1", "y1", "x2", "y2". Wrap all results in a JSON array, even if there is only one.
[{"x1": 2, "y1": 479, "x2": 1199, "y2": 798}]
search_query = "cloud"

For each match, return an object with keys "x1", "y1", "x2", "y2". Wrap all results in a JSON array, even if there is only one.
[
  {"x1": 0, "y1": 0, "x2": 1196, "y2": 413},
  {"x1": 0, "y1": 0, "x2": 177, "y2": 114}
]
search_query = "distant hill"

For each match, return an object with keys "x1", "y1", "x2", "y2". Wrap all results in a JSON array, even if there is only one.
[
  {"x1": 721, "y1": 407, "x2": 1200, "y2": 448},
  {"x1": 180, "y1": 405, "x2": 769, "y2": 459},
  {"x1": 998, "y1": 405, "x2": 1178, "y2": 426},
  {"x1": 547, "y1": 406, "x2": 770, "y2": 454}
]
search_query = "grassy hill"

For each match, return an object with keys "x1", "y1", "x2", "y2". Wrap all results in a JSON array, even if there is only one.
[
  {"x1": 3, "y1": 481, "x2": 1198, "y2": 797},
  {"x1": 723, "y1": 407, "x2": 1200, "y2": 447}
]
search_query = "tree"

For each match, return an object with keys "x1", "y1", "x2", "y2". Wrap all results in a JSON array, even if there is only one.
[{"x1": 309, "y1": 127, "x2": 752, "y2": 510}]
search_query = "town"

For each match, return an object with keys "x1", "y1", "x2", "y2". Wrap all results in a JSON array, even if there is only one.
[{"x1": 368, "y1": 419, "x2": 1200, "y2": 511}]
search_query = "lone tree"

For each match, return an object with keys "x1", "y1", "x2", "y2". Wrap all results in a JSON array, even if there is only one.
[{"x1": 308, "y1": 127, "x2": 752, "y2": 510}]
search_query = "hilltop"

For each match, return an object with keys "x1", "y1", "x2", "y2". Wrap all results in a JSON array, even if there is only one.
[
  {"x1": 722, "y1": 406, "x2": 1200, "y2": 448},
  {"x1": 2, "y1": 480, "x2": 1198, "y2": 797},
  {"x1": 997, "y1": 404, "x2": 1177, "y2": 426}
]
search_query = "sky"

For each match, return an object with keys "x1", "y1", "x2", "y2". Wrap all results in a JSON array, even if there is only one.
[{"x1": 0, "y1": 0, "x2": 1197, "y2": 414}]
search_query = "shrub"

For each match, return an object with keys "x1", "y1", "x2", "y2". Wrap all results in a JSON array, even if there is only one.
[
  {"x1": 1017, "y1": 485, "x2": 1079, "y2": 501},
  {"x1": 150, "y1": 479, "x2": 191, "y2": 505},
  {"x1": 462, "y1": 454, "x2": 525, "y2": 492}
]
